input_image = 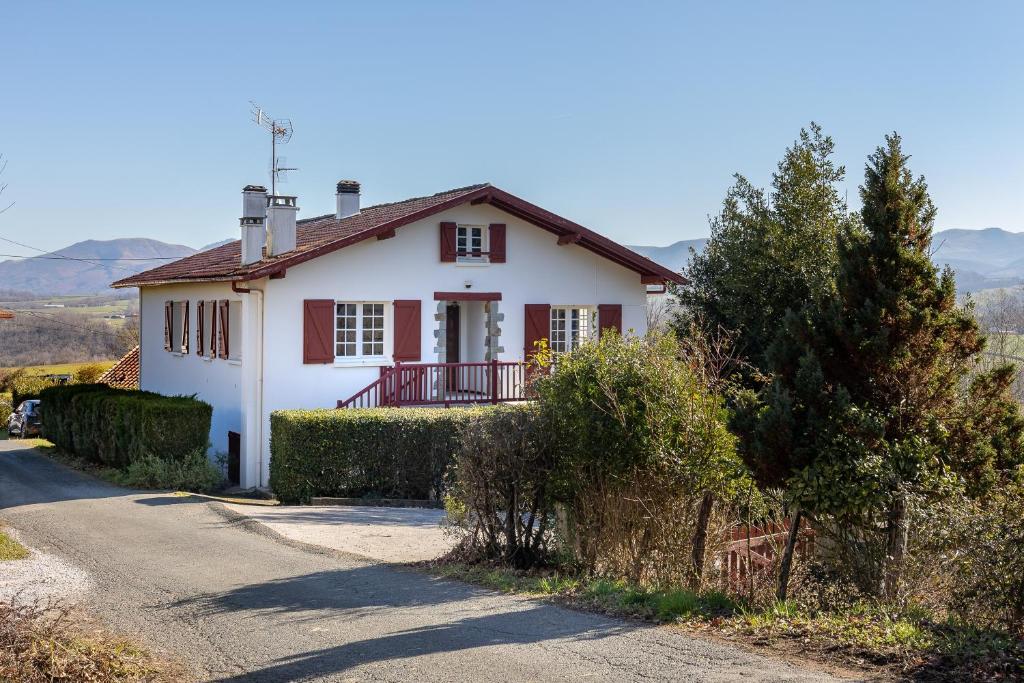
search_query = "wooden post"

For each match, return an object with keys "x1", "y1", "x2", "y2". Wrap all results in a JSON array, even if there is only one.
[
  {"x1": 490, "y1": 358, "x2": 499, "y2": 404},
  {"x1": 393, "y1": 361, "x2": 402, "y2": 407}
]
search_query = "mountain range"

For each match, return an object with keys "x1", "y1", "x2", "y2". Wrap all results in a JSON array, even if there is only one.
[
  {"x1": 0, "y1": 229, "x2": 1020, "y2": 296},
  {"x1": 629, "y1": 228, "x2": 1024, "y2": 294}
]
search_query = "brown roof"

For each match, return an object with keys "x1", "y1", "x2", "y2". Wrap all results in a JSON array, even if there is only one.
[
  {"x1": 112, "y1": 183, "x2": 683, "y2": 288},
  {"x1": 99, "y1": 345, "x2": 139, "y2": 389},
  {"x1": 0, "y1": 309, "x2": 13, "y2": 320}
]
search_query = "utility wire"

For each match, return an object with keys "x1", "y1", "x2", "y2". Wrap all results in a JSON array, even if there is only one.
[
  {"x1": 8, "y1": 309, "x2": 128, "y2": 341},
  {"x1": 0, "y1": 235, "x2": 154, "y2": 274},
  {"x1": 0, "y1": 253, "x2": 188, "y2": 261}
]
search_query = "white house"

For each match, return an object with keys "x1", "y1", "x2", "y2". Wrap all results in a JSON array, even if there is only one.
[{"x1": 113, "y1": 181, "x2": 683, "y2": 490}]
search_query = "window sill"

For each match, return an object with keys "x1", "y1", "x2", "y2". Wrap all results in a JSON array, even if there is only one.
[
  {"x1": 455, "y1": 260, "x2": 490, "y2": 267},
  {"x1": 333, "y1": 358, "x2": 389, "y2": 368},
  {"x1": 228, "y1": 359, "x2": 241, "y2": 366}
]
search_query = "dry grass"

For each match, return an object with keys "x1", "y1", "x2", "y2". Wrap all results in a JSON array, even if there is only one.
[
  {"x1": 0, "y1": 527, "x2": 29, "y2": 561},
  {"x1": 0, "y1": 600, "x2": 177, "y2": 682}
]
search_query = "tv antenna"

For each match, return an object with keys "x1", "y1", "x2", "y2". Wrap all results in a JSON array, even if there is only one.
[{"x1": 250, "y1": 101, "x2": 297, "y2": 196}]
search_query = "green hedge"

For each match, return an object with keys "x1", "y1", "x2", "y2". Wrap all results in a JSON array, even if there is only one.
[
  {"x1": 0, "y1": 392, "x2": 11, "y2": 421},
  {"x1": 39, "y1": 384, "x2": 212, "y2": 468},
  {"x1": 270, "y1": 406, "x2": 508, "y2": 504}
]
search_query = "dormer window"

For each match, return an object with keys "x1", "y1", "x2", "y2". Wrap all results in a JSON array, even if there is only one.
[{"x1": 457, "y1": 225, "x2": 487, "y2": 262}]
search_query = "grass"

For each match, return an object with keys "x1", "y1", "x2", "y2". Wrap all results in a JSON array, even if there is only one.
[
  {"x1": 0, "y1": 361, "x2": 116, "y2": 376},
  {"x1": 0, "y1": 528, "x2": 29, "y2": 561},
  {"x1": 428, "y1": 561, "x2": 1024, "y2": 681}
]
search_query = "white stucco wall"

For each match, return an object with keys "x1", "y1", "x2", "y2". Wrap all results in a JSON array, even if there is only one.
[
  {"x1": 256, "y1": 203, "x2": 648, "y2": 485},
  {"x1": 139, "y1": 283, "x2": 244, "y2": 459},
  {"x1": 138, "y1": 202, "x2": 650, "y2": 489}
]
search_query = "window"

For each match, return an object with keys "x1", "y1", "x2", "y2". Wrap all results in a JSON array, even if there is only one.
[
  {"x1": 550, "y1": 306, "x2": 593, "y2": 354},
  {"x1": 456, "y1": 225, "x2": 487, "y2": 262},
  {"x1": 198, "y1": 301, "x2": 215, "y2": 357},
  {"x1": 165, "y1": 301, "x2": 189, "y2": 354},
  {"x1": 335, "y1": 302, "x2": 386, "y2": 359}
]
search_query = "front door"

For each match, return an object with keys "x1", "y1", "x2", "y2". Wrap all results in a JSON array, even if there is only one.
[{"x1": 445, "y1": 303, "x2": 460, "y2": 390}]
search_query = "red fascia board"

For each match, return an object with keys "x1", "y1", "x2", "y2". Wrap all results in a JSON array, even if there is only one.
[
  {"x1": 434, "y1": 291, "x2": 502, "y2": 301},
  {"x1": 240, "y1": 186, "x2": 491, "y2": 282}
]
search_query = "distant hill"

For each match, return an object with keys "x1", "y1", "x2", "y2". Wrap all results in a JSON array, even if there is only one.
[
  {"x1": 632, "y1": 229, "x2": 1024, "y2": 294},
  {"x1": 628, "y1": 238, "x2": 708, "y2": 274},
  {"x1": 0, "y1": 238, "x2": 197, "y2": 295}
]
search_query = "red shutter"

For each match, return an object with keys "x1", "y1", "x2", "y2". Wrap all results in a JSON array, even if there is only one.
[
  {"x1": 598, "y1": 304, "x2": 622, "y2": 338},
  {"x1": 163, "y1": 301, "x2": 172, "y2": 351},
  {"x1": 208, "y1": 301, "x2": 217, "y2": 356},
  {"x1": 197, "y1": 301, "x2": 205, "y2": 356},
  {"x1": 524, "y1": 304, "x2": 551, "y2": 360},
  {"x1": 218, "y1": 300, "x2": 230, "y2": 359},
  {"x1": 303, "y1": 299, "x2": 334, "y2": 364},
  {"x1": 181, "y1": 301, "x2": 190, "y2": 354},
  {"x1": 393, "y1": 300, "x2": 421, "y2": 362},
  {"x1": 440, "y1": 222, "x2": 457, "y2": 262},
  {"x1": 488, "y1": 223, "x2": 506, "y2": 263}
]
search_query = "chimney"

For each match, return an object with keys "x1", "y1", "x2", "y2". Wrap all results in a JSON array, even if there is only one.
[
  {"x1": 336, "y1": 180, "x2": 360, "y2": 219},
  {"x1": 240, "y1": 185, "x2": 267, "y2": 265},
  {"x1": 267, "y1": 195, "x2": 299, "y2": 256}
]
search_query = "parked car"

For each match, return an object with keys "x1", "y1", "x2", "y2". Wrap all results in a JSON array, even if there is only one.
[{"x1": 7, "y1": 400, "x2": 42, "y2": 438}]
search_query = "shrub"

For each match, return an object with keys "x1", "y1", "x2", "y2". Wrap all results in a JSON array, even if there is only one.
[
  {"x1": 270, "y1": 406, "x2": 492, "y2": 504},
  {"x1": 449, "y1": 403, "x2": 555, "y2": 567},
  {"x1": 0, "y1": 392, "x2": 11, "y2": 421},
  {"x1": 10, "y1": 375, "x2": 57, "y2": 409},
  {"x1": 114, "y1": 450, "x2": 224, "y2": 492},
  {"x1": 535, "y1": 332, "x2": 748, "y2": 586},
  {"x1": 73, "y1": 362, "x2": 108, "y2": 384},
  {"x1": 39, "y1": 384, "x2": 212, "y2": 469}
]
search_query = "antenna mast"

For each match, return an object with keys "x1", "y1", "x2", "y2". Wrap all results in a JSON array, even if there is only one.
[{"x1": 249, "y1": 101, "x2": 296, "y2": 196}]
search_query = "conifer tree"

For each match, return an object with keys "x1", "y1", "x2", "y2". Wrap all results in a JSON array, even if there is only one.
[{"x1": 736, "y1": 134, "x2": 1024, "y2": 599}]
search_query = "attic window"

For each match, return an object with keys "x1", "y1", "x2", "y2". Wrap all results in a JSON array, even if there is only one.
[{"x1": 457, "y1": 225, "x2": 487, "y2": 262}]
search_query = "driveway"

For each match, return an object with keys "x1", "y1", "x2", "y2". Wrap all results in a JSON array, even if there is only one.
[
  {"x1": 222, "y1": 502, "x2": 454, "y2": 563},
  {"x1": 0, "y1": 440, "x2": 849, "y2": 682}
]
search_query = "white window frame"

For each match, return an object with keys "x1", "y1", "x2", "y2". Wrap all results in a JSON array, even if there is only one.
[
  {"x1": 550, "y1": 306, "x2": 594, "y2": 355},
  {"x1": 334, "y1": 301, "x2": 388, "y2": 363},
  {"x1": 456, "y1": 224, "x2": 488, "y2": 264}
]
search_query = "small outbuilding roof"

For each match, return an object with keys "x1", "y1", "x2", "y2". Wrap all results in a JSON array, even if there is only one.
[{"x1": 98, "y1": 345, "x2": 140, "y2": 390}]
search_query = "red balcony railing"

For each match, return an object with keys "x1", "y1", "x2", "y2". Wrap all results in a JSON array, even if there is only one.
[{"x1": 337, "y1": 360, "x2": 528, "y2": 409}]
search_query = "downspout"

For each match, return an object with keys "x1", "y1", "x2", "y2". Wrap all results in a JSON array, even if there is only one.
[{"x1": 233, "y1": 280, "x2": 266, "y2": 489}]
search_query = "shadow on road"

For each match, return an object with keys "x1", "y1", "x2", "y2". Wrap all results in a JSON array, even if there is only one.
[
  {"x1": 0, "y1": 443, "x2": 133, "y2": 509},
  {"x1": 207, "y1": 601, "x2": 632, "y2": 682},
  {"x1": 176, "y1": 565, "x2": 639, "y2": 681}
]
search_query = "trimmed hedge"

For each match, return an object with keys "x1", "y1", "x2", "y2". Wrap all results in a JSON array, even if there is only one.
[
  {"x1": 39, "y1": 384, "x2": 212, "y2": 468},
  {"x1": 270, "y1": 406, "x2": 510, "y2": 504}
]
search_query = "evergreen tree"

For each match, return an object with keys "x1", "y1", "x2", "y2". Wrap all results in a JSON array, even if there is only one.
[
  {"x1": 675, "y1": 123, "x2": 856, "y2": 376},
  {"x1": 736, "y1": 134, "x2": 1024, "y2": 599}
]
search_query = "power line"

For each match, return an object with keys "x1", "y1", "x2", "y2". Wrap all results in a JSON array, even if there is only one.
[
  {"x1": 0, "y1": 252, "x2": 188, "y2": 261},
  {"x1": 0, "y1": 235, "x2": 143, "y2": 274},
  {"x1": 8, "y1": 309, "x2": 127, "y2": 341}
]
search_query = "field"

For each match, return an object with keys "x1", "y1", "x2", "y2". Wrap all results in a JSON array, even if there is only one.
[{"x1": 0, "y1": 361, "x2": 117, "y2": 375}]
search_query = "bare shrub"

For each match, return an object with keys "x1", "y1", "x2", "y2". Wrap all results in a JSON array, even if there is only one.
[
  {"x1": 448, "y1": 403, "x2": 556, "y2": 568},
  {"x1": 0, "y1": 599, "x2": 170, "y2": 682}
]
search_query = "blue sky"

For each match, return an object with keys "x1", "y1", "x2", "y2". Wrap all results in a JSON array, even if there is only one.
[{"x1": 2, "y1": 1, "x2": 1022, "y2": 254}]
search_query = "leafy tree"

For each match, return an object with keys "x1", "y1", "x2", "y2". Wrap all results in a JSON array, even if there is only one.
[
  {"x1": 675, "y1": 123, "x2": 856, "y2": 376},
  {"x1": 736, "y1": 134, "x2": 1024, "y2": 599}
]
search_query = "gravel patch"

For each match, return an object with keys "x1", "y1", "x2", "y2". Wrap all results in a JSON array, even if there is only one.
[
  {"x1": 222, "y1": 502, "x2": 456, "y2": 563},
  {"x1": 0, "y1": 527, "x2": 91, "y2": 603}
]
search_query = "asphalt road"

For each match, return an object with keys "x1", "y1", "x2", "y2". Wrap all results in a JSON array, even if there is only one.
[{"x1": 0, "y1": 440, "x2": 846, "y2": 682}]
